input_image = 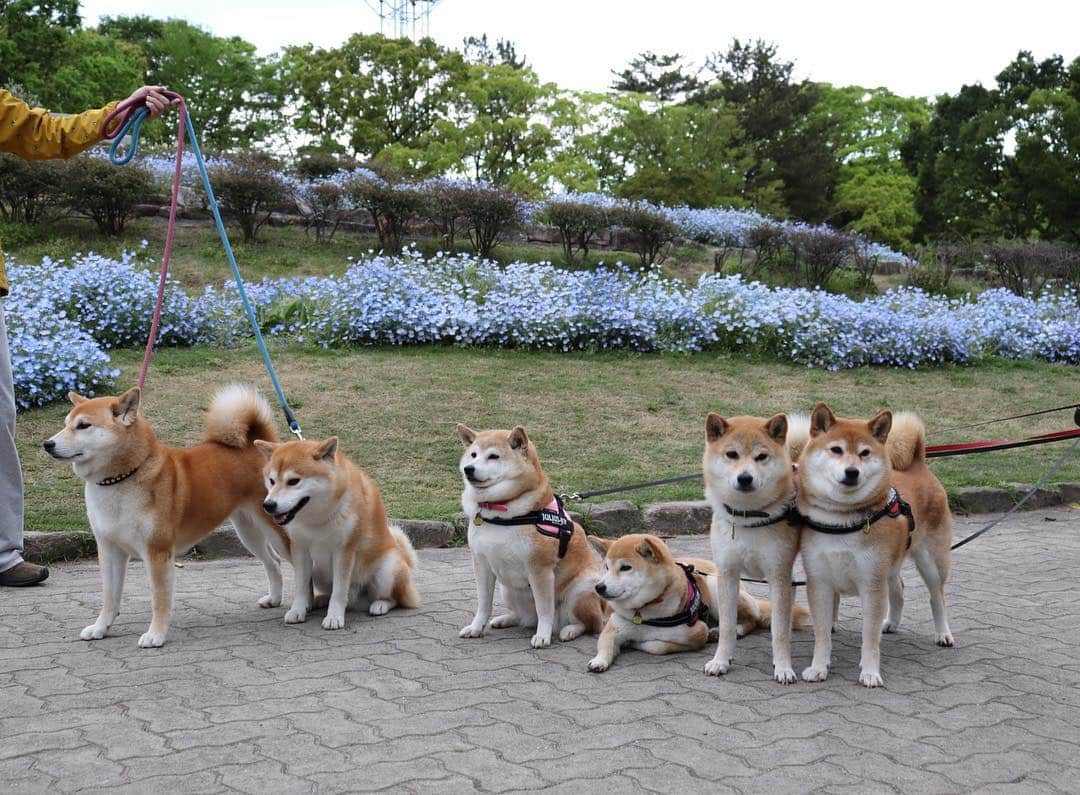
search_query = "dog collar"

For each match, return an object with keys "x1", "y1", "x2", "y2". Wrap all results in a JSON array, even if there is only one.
[
  {"x1": 632, "y1": 563, "x2": 710, "y2": 628},
  {"x1": 797, "y1": 487, "x2": 915, "y2": 546},
  {"x1": 722, "y1": 499, "x2": 797, "y2": 539},
  {"x1": 96, "y1": 466, "x2": 140, "y2": 487},
  {"x1": 473, "y1": 496, "x2": 575, "y2": 558}
]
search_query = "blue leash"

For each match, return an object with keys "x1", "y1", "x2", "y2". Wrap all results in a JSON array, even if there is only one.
[{"x1": 108, "y1": 107, "x2": 304, "y2": 440}]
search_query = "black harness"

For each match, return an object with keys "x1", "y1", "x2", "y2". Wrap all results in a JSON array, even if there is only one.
[
  {"x1": 473, "y1": 495, "x2": 575, "y2": 558},
  {"x1": 797, "y1": 487, "x2": 916, "y2": 548},
  {"x1": 633, "y1": 563, "x2": 711, "y2": 628}
]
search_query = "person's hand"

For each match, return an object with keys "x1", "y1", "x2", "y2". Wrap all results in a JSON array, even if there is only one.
[{"x1": 123, "y1": 86, "x2": 179, "y2": 120}]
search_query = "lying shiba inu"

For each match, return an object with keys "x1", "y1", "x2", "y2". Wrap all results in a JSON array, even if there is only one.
[
  {"x1": 585, "y1": 534, "x2": 798, "y2": 672},
  {"x1": 702, "y1": 413, "x2": 805, "y2": 683},
  {"x1": 256, "y1": 437, "x2": 420, "y2": 629},
  {"x1": 43, "y1": 385, "x2": 291, "y2": 648},
  {"x1": 792, "y1": 403, "x2": 953, "y2": 688},
  {"x1": 456, "y1": 424, "x2": 604, "y2": 648}
]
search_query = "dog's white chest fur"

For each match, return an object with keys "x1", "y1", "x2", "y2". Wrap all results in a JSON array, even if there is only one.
[
  {"x1": 85, "y1": 482, "x2": 155, "y2": 558},
  {"x1": 800, "y1": 532, "x2": 877, "y2": 595},
  {"x1": 468, "y1": 521, "x2": 535, "y2": 589},
  {"x1": 288, "y1": 508, "x2": 358, "y2": 587},
  {"x1": 709, "y1": 519, "x2": 784, "y2": 581}
]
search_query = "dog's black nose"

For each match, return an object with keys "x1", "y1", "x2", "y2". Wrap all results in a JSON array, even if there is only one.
[
  {"x1": 594, "y1": 582, "x2": 607, "y2": 596},
  {"x1": 843, "y1": 467, "x2": 860, "y2": 484},
  {"x1": 463, "y1": 465, "x2": 476, "y2": 478},
  {"x1": 263, "y1": 500, "x2": 277, "y2": 513},
  {"x1": 43, "y1": 440, "x2": 55, "y2": 452},
  {"x1": 736, "y1": 472, "x2": 754, "y2": 490}
]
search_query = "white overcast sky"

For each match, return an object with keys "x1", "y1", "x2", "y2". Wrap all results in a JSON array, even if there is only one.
[{"x1": 82, "y1": 0, "x2": 1078, "y2": 99}]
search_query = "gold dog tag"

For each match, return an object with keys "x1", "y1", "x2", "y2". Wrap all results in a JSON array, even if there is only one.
[
  {"x1": 863, "y1": 518, "x2": 871, "y2": 534},
  {"x1": 632, "y1": 613, "x2": 643, "y2": 625},
  {"x1": 473, "y1": 514, "x2": 484, "y2": 526}
]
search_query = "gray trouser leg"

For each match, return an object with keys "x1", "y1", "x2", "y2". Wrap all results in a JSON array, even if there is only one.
[{"x1": 0, "y1": 301, "x2": 24, "y2": 572}]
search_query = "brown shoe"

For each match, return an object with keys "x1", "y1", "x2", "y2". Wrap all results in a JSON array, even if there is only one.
[{"x1": 0, "y1": 562, "x2": 49, "y2": 587}]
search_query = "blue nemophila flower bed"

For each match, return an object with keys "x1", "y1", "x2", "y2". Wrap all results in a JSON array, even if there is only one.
[{"x1": 5, "y1": 251, "x2": 1079, "y2": 409}]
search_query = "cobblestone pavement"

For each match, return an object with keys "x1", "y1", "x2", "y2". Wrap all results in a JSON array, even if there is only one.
[{"x1": 3, "y1": 508, "x2": 1079, "y2": 793}]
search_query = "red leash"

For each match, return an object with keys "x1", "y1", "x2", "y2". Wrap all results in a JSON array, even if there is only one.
[
  {"x1": 926, "y1": 427, "x2": 1080, "y2": 458},
  {"x1": 102, "y1": 89, "x2": 187, "y2": 390}
]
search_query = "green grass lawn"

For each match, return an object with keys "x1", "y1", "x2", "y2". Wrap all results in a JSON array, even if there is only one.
[{"x1": 18, "y1": 345, "x2": 1080, "y2": 533}]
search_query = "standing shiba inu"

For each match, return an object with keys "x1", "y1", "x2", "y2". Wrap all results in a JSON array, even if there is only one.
[
  {"x1": 702, "y1": 413, "x2": 804, "y2": 683},
  {"x1": 456, "y1": 424, "x2": 604, "y2": 648},
  {"x1": 255, "y1": 437, "x2": 420, "y2": 630},
  {"x1": 43, "y1": 385, "x2": 291, "y2": 648},
  {"x1": 793, "y1": 403, "x2": 953, "y2": 688},
  {"x1": 585, "y1": 534, "x2": 798, "y2": 672}
]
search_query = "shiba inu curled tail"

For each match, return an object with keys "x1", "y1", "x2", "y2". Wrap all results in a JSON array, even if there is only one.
[
  {"x1": 256, "y1": 437, "x2": 420, "y2": 630},
  {"x1": 456, "y1": 424, "x2": 605, "y2": 649},
  {"x1": 43, "y1": 384, "x2": 291, "y2": 648},
  {"x1": 796, "y1": 403, "x2": 953, "y2": 689}
]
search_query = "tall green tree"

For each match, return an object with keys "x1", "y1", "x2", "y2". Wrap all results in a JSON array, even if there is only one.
[
  {"x1": 98, "y1": 16, "x2": 281, "y2": 150},
  {"x1": 0, "y1": 0, "x2": 80, "y2": 102},
  {"x1": 611, "y1": 51, "x2": 701, "y2": 103},
  {"x1": 281, "y1": 34, "x2": 466, "y2": 165}
]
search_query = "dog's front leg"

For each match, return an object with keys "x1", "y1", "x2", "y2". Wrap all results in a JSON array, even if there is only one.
[
  {"x1": 802, "y1": 576, "x2": 835, "y2": 682},
  {"x1": 768, "y1": 571, "x2": 797, "y2": 684},
  {"x1": 284, "y1": 545, "x2": 313, "y2": 624},
  {"x1": 322, "y1": 548, "x2": 354, "y2": 630},
  {"x1": 527, "y1": 566, "x2": 556, "y2": 648},
  {"x1": 704, "y1": 567, "x2": 740, "y2": 676},
  {"x1": 139, "y1": 547, "x2": 174, "y2": 648},
  {"x1": 460, "y1": 553, "x2": 496, "y2": 638},
  {"x1": 587, "y1": 619, "x2": 624, "y2": 672},
  {"x1": 81, "y1": 540, "x2": 129, "y2": 641},
  {"x1": 858, "y1": 582, "x2": 889, "y2": 688}
]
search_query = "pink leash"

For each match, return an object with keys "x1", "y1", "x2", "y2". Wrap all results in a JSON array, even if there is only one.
[{"x1": 102, "y1": 89, "x2": 187, "y2": 390}]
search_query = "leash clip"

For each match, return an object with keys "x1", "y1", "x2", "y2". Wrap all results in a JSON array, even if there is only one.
[
  {"x1": 560, "y1": 492, "x2": 581, "y2": 503},
  {"x1": 290, "y1": 424, "x2": 304, "y2": 441}
]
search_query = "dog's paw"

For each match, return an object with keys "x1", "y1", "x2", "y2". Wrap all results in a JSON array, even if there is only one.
[
  {"x1": 368, "y1": 599, "x2": 392, "y2": 616},
  {"x1": 257, "y1": 594, "x2": 281, "y2": 609},
  {"x1": 79, "y1": 623, "x2": 108, "y2": 641},
  {"x1": 530, "y1": 631, "x2": 552, "y2": 649},
  {"x1": 802, "y1": 665, "x2": 829, "y2": 682},
  {"x1": 137, "y1": 630, "x2": 166, "y2": 648},
  {"x1": 774, "y1": 666, "x2": 798, "y2": 684},
  {"x1": 488, "y1": 613, "x2": 519, "y2": 629},
  {"x1": 935, "y1": 631, "x2": 955, "y2": 647},
  {"x1": 736, "y1": 623, "x2": 749, "y2": 638},
  {"x1": 322, "y1": 613, "x2": 346, "y2": 630},
  {"x1": 882, "y1": 620, "x2": 898, "y2": 634},
  {"x1": 559, "y1": 624, "x2": 585, "y2": 642},
  {"x1": 284, "y1": 607, "x2": 307, "y2": 624},
  {"x1": 459, "y1": 623, "x2": 485, "y2": 638},
  {"x1": 859, "y1": 669, "x2": 884, "y2": 688},
  {"x1": 587, "y1": 656, "x2": 610, "y2": 672},
  {"x1": 703, "y1": 657, "x2": 731, "y2": 677}
]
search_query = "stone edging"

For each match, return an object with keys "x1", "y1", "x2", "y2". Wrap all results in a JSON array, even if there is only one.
[{"x1": 22, "y1": 482, "x2": 1079, "y2": 565}]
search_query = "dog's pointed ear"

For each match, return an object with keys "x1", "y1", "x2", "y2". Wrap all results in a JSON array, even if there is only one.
[
  {"x1": 508, "y1": 425, "x2": 529, "y2": 452},
  {"x1": 67, "y1": 391, "x2": 87, "y2": 405},
  {"x1": 456, "y1": 423, "x2": 476, "y2": 447},
  {"x1": 810, "y1": 403, "x2": 835, "y2": 437},
  {"x1": 314, "y1": 436, "x2": 338, "y2": 462},
  {"x1": 587, "y1": 535, "x2": 612, "y2": 557},
  {"x1": 765, "y1": 413, "x2": 788, "y2": 443},
  {"x1": 706, "y1": 412, "x2": 728, "y2": 442},
  {"x1": 254, "y1": 439, "x2": 278, "y2": 460},
  {"x1": 636, "y1": 536, "x2": 662, "y2": 561},
  {"x1": 868, "y1": 410, "x2": 892, "y2": 444},
  {"x1": 112, "y1": 388, "x2": 141, "y2": 426}
]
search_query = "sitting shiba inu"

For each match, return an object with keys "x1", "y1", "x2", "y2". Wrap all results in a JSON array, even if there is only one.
[
  {"x1": 255, "y1": 437, "x2": 420, "y2": 630},
  {"x1": 43, "y1": 385, "x2": 291, "y2": 648},
  {"x1": 585, "y1": 534, "x2": 798, "y2": 672},
  {"x1": 792, "y1": 403, "x2": 953, "y2": 688},
  {"x1": 456, "y1": 424, "x2": 604, "y2": 648},
  {"x1": 701, "y1": 413, "x2": 805, "y2": 683}
]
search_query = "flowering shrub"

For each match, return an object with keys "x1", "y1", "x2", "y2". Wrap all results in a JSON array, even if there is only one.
[{"x1": 7, "y1": 250, "x2": 1079, "y2": 409}]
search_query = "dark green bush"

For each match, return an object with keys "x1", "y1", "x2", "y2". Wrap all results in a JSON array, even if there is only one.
[
  {"x1": 789, "y1": 228, "x2": 850, "y2": 288},
  {"x1": 456, "y1": 185, "x2": 526, "y2": 260},
  {"x1": 346, "y1": 175, "x2": 427, "y2": 253},
  {"x1": 981, "y1": 240, "x2": 1079, "y2": 296},
  {"x1": 612, "y1": 204, "x2": 677, "y2": 268},
  {"x1": 0, "y1": 155, "x2": 66, "y2": 224},
  {"x1": 62, "y1": 156, "x2": 155, "y2": 236},
  {"x1": 541, "y1": 200, "x2": 612, "y2": 267},
  {"x1": 209, "y1": 152, "x2": 289, "y2": 243}
]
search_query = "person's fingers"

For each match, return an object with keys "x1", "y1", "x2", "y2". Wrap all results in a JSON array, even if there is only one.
[{"x1": 144, "y1": 91, "x2": 170, "y2": 119}]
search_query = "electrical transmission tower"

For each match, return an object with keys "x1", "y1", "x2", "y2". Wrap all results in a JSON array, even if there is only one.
[{"x1": 364, "y1": 0, "x2": 441, "y2": 40}]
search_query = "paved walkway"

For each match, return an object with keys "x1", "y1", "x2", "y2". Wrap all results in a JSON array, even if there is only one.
[{"x1": 3, "y1": 508, "x2": 1080, "y2": 793}]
